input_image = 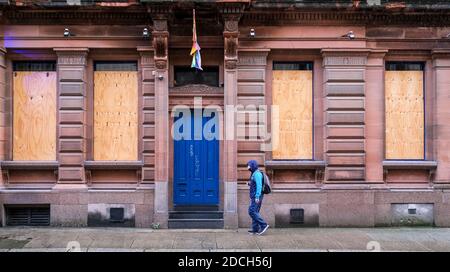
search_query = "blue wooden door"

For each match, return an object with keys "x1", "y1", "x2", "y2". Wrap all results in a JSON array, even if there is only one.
[{"x1": 173, "y1": 110, "x2": 219, "y2": 205}]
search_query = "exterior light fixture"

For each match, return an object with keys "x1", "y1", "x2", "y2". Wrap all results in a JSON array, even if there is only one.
[
  {"x1": 342, "y1": 31, "x2": 355, "y2": 40},
  {"x1": 249, "y1": 28, "x2": 256, "y2": 38},
  {"x1": 63, "y1": 28, "x2": 71, "y2": 37},
  {"x1": 143, "y1": 27, "x2": 150, "y2": 38}
]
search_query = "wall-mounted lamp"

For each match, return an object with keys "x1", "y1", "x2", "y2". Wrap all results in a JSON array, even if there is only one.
[
  {"x1": 63, "y1": 28, "x2": 72, "y2": 37},
  {"x1": 143, "y1": 27, "x2": 150, "y2": 38},
  {"x1": 249, "y1": 28, "x2": 256, "y2": 38},
  {"x1": 342, "y1": 31, "x2": 355, "y2": 40}
]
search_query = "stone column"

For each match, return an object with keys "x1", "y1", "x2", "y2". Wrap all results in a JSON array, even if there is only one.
[
  {"x1": 53, "y1": 48, "x2": 89, "y2": 190},
  {"x1": 365, "y1": 50, "x2": 387, "y2": 184},
  {"x1": 151, "y1": 16, "x2": 169, "y2": 227},
  {"x1": 0, "y1": 47, "x2": 6, "y2": 188},
  {"x1": 221, "y1": 9, "x2": 242, "y2": 229},
  {"x1": 322, "y1": 49, "x2": 369, "y2": 184},
  {"x1": 432, "y1": 49, "x2": 450, "y2": 185}
]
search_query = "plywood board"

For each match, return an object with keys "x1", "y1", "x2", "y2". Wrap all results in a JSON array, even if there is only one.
[
  {"x1": 13, "y1": 72, "x2": 57, "y2": 160},
  {"x1": 385, "y1": 71, "x2": 424, "y2": 159},
  {"x1": 94, "y1": 71, "x2": 138, "y2": 161},
  {"x1": 272, "y1": 70, "x2": 313, "y2": 159}
]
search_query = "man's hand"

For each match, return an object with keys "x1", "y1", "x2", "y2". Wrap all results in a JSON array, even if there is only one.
[{"x1": 255, "y1": 198, "x2": 260, "y2": 204}]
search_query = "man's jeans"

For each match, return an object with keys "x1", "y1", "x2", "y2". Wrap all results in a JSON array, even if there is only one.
[{"x1": 248, "y1": 195, "x2": 267, "y2": 232}]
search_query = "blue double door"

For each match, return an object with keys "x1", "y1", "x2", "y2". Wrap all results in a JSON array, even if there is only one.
[{"x1": 173, "y1": 109, "x2": 219, "y2": 205}]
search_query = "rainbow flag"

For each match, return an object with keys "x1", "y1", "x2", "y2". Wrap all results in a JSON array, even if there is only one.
[{"x1": 190, "y1": 9, "x2": 202, "y2": 70}]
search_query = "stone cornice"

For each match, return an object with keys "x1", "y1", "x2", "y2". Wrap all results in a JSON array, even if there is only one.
[
  {"x1": 3, "y1": 5, "x2": 450, "y2": 27},
  {"x1": 241, "y1": 11, "x2": 450, "y2": 27}
]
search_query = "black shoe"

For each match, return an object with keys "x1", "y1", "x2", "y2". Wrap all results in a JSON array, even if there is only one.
[{"x1": 248, "y1": 230, "x2": 257, "y2": 235}]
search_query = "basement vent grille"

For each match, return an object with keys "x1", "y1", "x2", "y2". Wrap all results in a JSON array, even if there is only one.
[
  {"x1": 5, "y1": 205, "x2": 50, "y2": 226},
  {"x1": 290, "y1": 208, "x2": 304, "y2": 224},
  {"x1": 109, "y1": 208, "x2": 125, "y2": 223}
]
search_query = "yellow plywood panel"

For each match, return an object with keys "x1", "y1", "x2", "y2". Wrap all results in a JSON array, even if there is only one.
[
  {"x1": 94, "y1": 71, "x2": 138, "y2": 161},
  {"x1": 272, "y1": 70, "x2": 313, "y2": 159},
  {"x1": 385, "y1": 71, "x2": 424, "y2": 159},
  {"x1": 13, "y1": 72, "x2": 57, "y2": 160}
]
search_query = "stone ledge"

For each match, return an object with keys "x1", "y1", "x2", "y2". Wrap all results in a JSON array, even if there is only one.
[
  {"x1": 382, "y1": 160, "x2": 438, "y2": 170},
  {"x1": 1, "y1": 161, "x2": 59, "y2": 170},
  {"x1": 84, "y1": 161, "x2": 143, "y2": 170},
  {"x1": 265, "y1": 160, "x2": 326, "y2": 170}
]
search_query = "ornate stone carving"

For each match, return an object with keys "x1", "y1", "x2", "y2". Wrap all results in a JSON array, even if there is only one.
[
  {"x1": 153, "y1": 19, "x2": 168, "y2": 32},
  {"x1": 225, "y1": 60, "x2": 238, "y2": 70},
  {"x1": 224, "y1": 35, "x2": 238, "y2": 60},
  {"x1": 155, "y1": 60, "x2": 167, "y2": 70},
  {"x1": 170, "y1": 84, "x2": 224, "y2": 93},
  {"x1": 224, "y1": 20, "x2": 239, "y2": 32},
  {"x1": 140, "y1": 54, "x2": 154, "y2": 66},
  {"x1": 153, "y1": 35, "x2": 167, "y2": 59},
  {"x1": 323, "y1": 56, "x2": 367, "y2": 66},
  {"x1": 237, "y1": 53, "x2": 268, "y2": 66},
  {"x1": 57, "y1": 55, "x2": 87, "y2": 66}
]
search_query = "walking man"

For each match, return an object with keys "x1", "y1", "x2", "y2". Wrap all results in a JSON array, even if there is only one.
[{"x1": 247, "y1": 160, "x2": 269, "y2": 235}]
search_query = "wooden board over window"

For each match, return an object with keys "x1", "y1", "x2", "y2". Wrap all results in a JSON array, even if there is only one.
[
  {"x1": 385, "y1": 68, "x2": 424, "y2": 159},
  {"x1": 13, "y1": 71, "x2": 57, "y2": 160},
  {"x1": 272, "y1": 63, "x2": 313, "y2": 159},
  {"x1": 94, "y1": 68, "x2": 138, "y2": 161}
]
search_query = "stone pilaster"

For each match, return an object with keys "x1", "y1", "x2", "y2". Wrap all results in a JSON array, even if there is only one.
[
  {"x1": 0, "y1": 47, "x2": 6, "y2": 188},
  {"x1": 432, "y1": 49, "x2": 450, "y2": 184},
  {"x1": 322, "y1": 49, "x2": 369, "y2": 183},
  {"x1": 365, "y1": 50, "x2": 387, "y2": 183},
  {"x1": 220, "y1": 5, "x2": 244, "y2": 228},
  {"x1": 151, "y1": 16, "x2": 169, "y2": 227},
  {"x1": 54, "y1": 48, "x2": 89, "y2": 189},
  {"x1": 137, "y1": 46, "x2": 155, "y2": 187}
]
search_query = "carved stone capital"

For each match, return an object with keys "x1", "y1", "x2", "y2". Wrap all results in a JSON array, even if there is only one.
[{"x1": 225, "y1": 59, "x2": 238, "y2": 70}]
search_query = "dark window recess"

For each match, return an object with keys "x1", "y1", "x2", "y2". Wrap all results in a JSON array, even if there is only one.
[
  {"x1": 273, "y1": 62, "x2": 313, "y2": 71},
  {"x1": 5, "y1": 205, "x2": 50, "y2": 226},
  {"x1": 385, "y1": 62, "x2": 425, "y2": 71},
  {"x1": 94, "y1": 61, "x2": 138, "y2": 71},
  {"x1": 109, "y1": 208, "x2": 125, "y2": 223},
  {"x1": 290, "y1": 209, "x2": 305, "y2": 224},
  {"x1": 13, "y1": 61, "x2": 56, "y2": 72},
  {"x1": 408, "y1": 208, "x2": 417, "y2": 215},
  {"x1": 174, "y1": 66, "x2": 219, "y2": 87}
]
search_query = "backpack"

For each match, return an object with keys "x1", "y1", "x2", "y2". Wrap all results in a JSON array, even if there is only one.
[{"x1": 262, "y1": 171, "x2": 272, "y2": 195}]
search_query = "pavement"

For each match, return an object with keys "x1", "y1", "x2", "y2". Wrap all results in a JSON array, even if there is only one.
[{"x1": 0, "y1": 227, "x2": 450, "y2": 252}]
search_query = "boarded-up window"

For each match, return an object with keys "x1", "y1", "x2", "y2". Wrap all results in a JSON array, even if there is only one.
[
  {"x1": 94, "y1": 61, "x2": 138, "y2": 161},
  {"x1": 13, "y1": 62, "x2": 57, "y2": 160},
  {"x1": 272, "y1": 62, "x2": 313, "y2": 159},
  {"x1": 385, "y1": 62, "x2": 425, "y2": 160}
]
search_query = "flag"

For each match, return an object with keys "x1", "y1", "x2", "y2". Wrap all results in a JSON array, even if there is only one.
[{"x1": 190, "y1": 9, "x2": 202, "y2": 70}]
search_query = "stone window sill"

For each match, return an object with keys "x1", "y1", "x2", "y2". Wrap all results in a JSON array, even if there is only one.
[
  {"x1": 382, "y1": 160, "x2": 438, "y2": 181},
  {"x1": 84, "y1": 161, "x2": 143, "y2": 170},
  {"x1": 265, "y1": 160, "x2": 326, "y2": 182},
  {"x1": 0, "y1": 161, "x2": 59, "y2": 170},
  {"x1": 1, "y1": 161, "x2": 59, "y2": 185},
  {"x1": 265, "y1": 160, "x2": 326, "y2": 170}
]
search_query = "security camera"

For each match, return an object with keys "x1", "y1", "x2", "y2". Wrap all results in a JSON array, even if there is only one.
[
  {"x1": 158, "y1": 74, "x2": 164, "y2": 80},
  {"x1": 63, "y1": 28, "x2": 71, "y2": 37},
  {"x1": 342, "y1": 31, "x2": 355, "y2": 40},
  {"x1": 249, "y1": 28, "x2": 256, "y2": 38},
  {"x1": 143, "y1": 27, "x2": 150, "y2": 38}
]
